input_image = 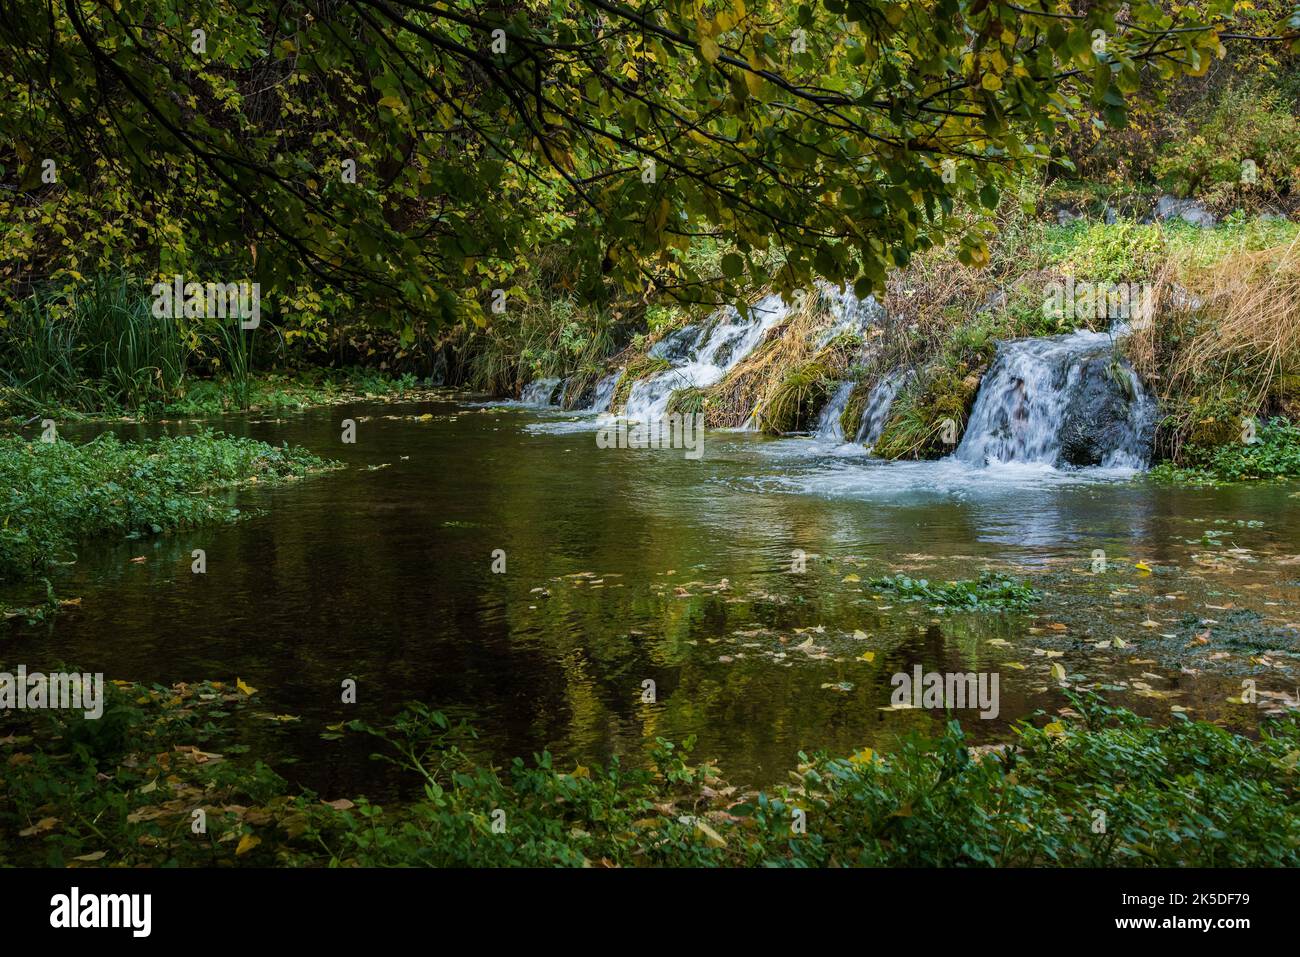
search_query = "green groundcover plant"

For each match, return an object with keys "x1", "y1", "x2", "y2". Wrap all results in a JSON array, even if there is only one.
[
  {"x1": 3, "y1": 682, "x2": 1297, "y2": 868},
  {"x1": 0, "y1": 431, "x2": 338, "y2": 582}
]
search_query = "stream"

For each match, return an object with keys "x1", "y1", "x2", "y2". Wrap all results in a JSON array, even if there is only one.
[{"x1": 5, "y1": 396, "x2": 1300, "y2": 800}]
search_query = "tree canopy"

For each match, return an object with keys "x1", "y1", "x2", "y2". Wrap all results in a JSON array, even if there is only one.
[{"x1": 3, "y1": 0, "x2": 1298, "y2": 337}]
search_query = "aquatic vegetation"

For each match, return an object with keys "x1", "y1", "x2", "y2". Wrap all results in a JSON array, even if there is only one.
[
  {"x1": 6, "y1": 685, "x2": 1299, "y2": 868},
  {"x1": 1149, "y1": 417, "x2": 1300, "y2": 482},
  {"x1": 868, "y1": 572, "x2": 1043, "y2": 611},
  {"x1": 0, "y1": 431, "x2": 339, "y2": 582}
]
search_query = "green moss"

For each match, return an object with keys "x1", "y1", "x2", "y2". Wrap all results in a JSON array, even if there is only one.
[
  {"x1": 840, "y1": 379, "x2": 872, "y2": 439},
  {"x1": 873, "y1": 361, "x2": 984, "y2": 460}
]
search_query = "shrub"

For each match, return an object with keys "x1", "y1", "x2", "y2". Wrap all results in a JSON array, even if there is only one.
[{"x1": 1156, "y1": 82, "x2": 1300, "y2": 210}]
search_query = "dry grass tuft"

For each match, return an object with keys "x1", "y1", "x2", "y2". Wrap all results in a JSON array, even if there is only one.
[
  {"x1": 705, "y1": 287, "x2": 834, "y2": 429},
  {"x1": 1132, "y1": 235, "x2": 1300, "y2": 456}
]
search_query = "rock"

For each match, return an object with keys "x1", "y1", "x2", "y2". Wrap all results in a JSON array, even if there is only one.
[
  {"x1": 1104, "y1": 204, "x2": 1119, "y2": 225},
  {"x1": 1153, "y1": 195, "x2": 1216, "y2": 229},
  {"x1": 1055, "y1": 206, "x2": 1085, "y2": 227},
  {"x1": 1059, "y1": 354, "x2": 1155, "y2": 467}
]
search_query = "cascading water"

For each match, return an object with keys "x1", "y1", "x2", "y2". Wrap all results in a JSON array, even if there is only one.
[
  {"x1": 586, "y1": 371, "x2": 622, "y2": 414},
  {"x1": 813, "y1": 382, "x2": 855, "y2": 441},
  {"x1": 955, "y1": 328, "x2": 1155, "y2": 469},
  {"x1": 624, "y1": 294, "x2": 789, "y2": 422},
  {"x1": 856, "y1": 369, "x2": 912, "y2": 448},
  {"x1": 520, "y1": 377, "x2": 562, "y2": 406},
  {"x1": 816, "y1": 288, "x2": 886, "y2": 347}
]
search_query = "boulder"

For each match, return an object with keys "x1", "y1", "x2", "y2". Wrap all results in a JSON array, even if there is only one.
[
  {"x1": 1059, "y1": 354, "x2": 1155, "y2": 467},
  {"x1": 1153, "y1": 195, "x2": 1217, "y2": 228}
]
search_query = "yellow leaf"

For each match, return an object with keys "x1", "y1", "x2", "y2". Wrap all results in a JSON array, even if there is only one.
[
  {"x1": 235, "y1": 833, "x2": 261, "y2": 856},
  {"x1": 377, "y1": 95, "x2": 405, "y2": 113},
  {"x1": 858, "y1": 651, "x2": 876, "y2": 662},
  {"x1": 981, "y1": 72, "x2": 1002, "y2": 91},
  {"x1": 1050, "y1": 663, "x2": 1067, "y2": 683},
  {"x1": 700, "y1": 36, "x2": 721, "y2": 64},
  {"x1": 1043, "y1": 721, "x2": 1066, "y2": 736},
  {"x1": 694, "y1": 818, "x2": 727, "y2": 847},
  {"x1": 235, "y1": 677, "x2": 257, "y2": 696}
]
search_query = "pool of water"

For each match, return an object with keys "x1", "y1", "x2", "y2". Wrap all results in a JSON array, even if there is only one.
[{"x1": 6, "y1": 395, "x2": 1300, "y2": 798}]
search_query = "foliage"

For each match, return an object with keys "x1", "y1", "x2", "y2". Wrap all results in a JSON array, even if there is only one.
[
  {"x1": 1150, "y1": 417, "x2": 1300, "y2": 482},
  {"x1": 3, "y1": 0, "x2": 1291, "y2": 343},
  {"x1": 1156, "y1": 80, "x2": 1300, "y2": 209},
  {"x1": 8, "y1": 684, "x2": 1300, "y2": 867},
  {"x1": 1129, "y1": 235, "x2": 1300, "y2": 458},
  {"x1": 0, "y1": 676, "x2": 299, "y2": 867},
  {"x1": 867, "y1": 571, "x2": 1043, "y2": 610},
  {"x1": 0, "y1": 431, "x2": 339, "y2": 581}
]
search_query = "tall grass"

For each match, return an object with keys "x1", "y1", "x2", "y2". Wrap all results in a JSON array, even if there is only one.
[
  {"x1": 1131, "y1": 235, "x2": 1300, "y2": 457},
  {"x1": 0, "y1": 276, "x2": 271, "y2": 415}
]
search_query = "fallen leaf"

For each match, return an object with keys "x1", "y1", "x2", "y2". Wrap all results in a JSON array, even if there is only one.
[{"x1": 235, "y1": 833, "x2": 261, "y2": 856}]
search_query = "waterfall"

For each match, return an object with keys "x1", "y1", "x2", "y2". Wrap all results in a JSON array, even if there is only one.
[
  {"x1": 624, "y1": 294, "x2": 789, "y2": 422},
  {"x1": 520, "y1": 377, "x2": 562, "y2": 406},
  {"x1": 855, "y1": 369, "x2": 912, "y2": 448},
  {"x1": 817, "y1": 288, "x2": 886, "y2": 347},
  {"x1": 955, "y1": 328, "x2": 1155, "y2": 469},
  {"x1": 813, "y1": 382, "x2": 855, "y2": 441},
  {"x1": 586, "y1": 371, "x2": 622, "y2": 413}
]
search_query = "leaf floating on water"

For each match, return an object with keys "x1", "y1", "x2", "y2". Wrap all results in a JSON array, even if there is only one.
[
  {"x1": 1140, "y1": 619, "x2": 1160, "y2": 628},
  {"x1": 852, "y1": 630, "x2": 870, "y2": 641},
  {"x1": 857, "y1": 651, "x2": 876, "y2": 663},
  {"x1": 1134, "y1": 561, "x2": 1152, "y2": 575},
  {"x1": 1002, "y1": 661, "x2": 1027, "y2": 670},
  {"x1": 235, "y1": 677, "x2": 257, "y2": 696},
  {"x1": 987, "y1": 638, "x2": 1012, "y2": 647},
  {"x1": 842, "y1": 574, "x2": 861, "y2": 583},
  {"x1": 1050, "y1": 663, "x2": 1067, "y2": 683}
]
